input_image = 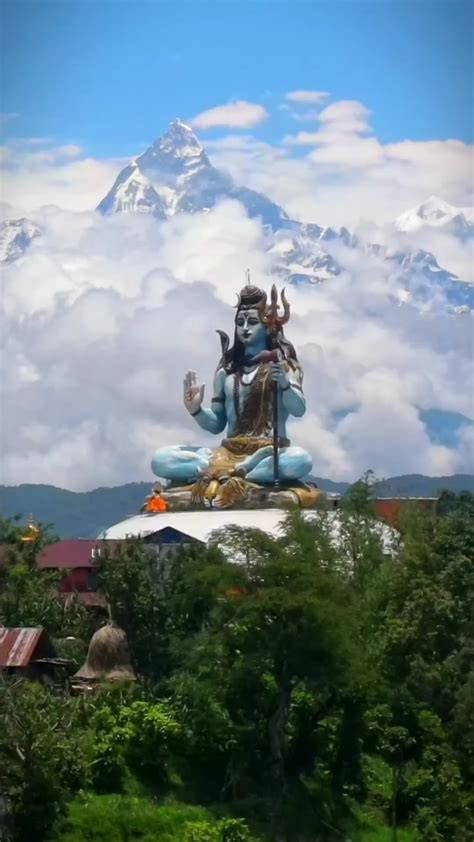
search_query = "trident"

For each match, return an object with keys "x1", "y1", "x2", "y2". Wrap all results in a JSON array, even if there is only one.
[{"x1": 259, "y1": 284, "x2": 290, "y2": 490}]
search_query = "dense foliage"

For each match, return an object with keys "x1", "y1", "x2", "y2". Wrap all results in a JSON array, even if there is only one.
[{"x1": 0, "y1": 485, "x2": 472, "y2": 841}]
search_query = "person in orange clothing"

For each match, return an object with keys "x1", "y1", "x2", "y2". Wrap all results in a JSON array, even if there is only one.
[
  {"x1": 141, "y1": 484, "x2": 167, "y2": 513},
  {"x1": 146, "y1": 495, "x2": 167, "y2": 512}
]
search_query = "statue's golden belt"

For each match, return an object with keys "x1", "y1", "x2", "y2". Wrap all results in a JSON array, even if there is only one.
[{"x1": 221, "y1": 435, "x2": 290, "y2": 456}]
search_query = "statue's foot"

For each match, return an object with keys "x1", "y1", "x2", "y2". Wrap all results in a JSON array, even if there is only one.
[
  {"x1": 151, "y1": 445, "x2": 212, "y2": 483},
  {"x1": 243, "y1": 446, "x2": 312, "y2": 484},
  {"x1": 268, "y1": 485, "x2": 322, "y2": 509}
]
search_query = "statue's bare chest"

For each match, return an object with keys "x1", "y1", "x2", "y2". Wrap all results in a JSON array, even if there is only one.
[{"x1": 224, "y1": 368, "x2": 258, "y2": 407}]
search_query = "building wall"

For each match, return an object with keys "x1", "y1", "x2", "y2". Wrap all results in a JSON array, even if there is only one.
[
  {"x1": 58, "y1": 567, "x2": 97, "y2": 593},
  {"x1": 374, "y1": 498, "x2": 437, "y2": 528}
]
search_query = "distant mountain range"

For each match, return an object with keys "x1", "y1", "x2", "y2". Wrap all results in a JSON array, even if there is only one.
[
  {"x1": 1, "y1": 475, "x2": 473, "y2": 539},
  {"x1": 94, "y1": 122, "x2": 474, "y2": 310},
  {"x1": 395, "y1": 195, "x2": 474, "y2": 240},
  {"x1": 1, "y1": 120, "x2": 472, "y2": 310},
  {"x1": 98, "y1": 118, "x2": 289, "y2": 229}
]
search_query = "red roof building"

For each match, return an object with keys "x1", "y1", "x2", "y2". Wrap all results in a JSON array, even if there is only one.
[
  {"x1": 0, "y1": 627, "x2": 58, "y2": 680},
  {"x1": 374, "y1": 497, "x2": 438, "y2": 528},
  {"x1": 36, "y1": 540, "x2": 120, "y2": 570},
  {"x1": 0, "y1": 627, "x2": 44, "y2": 668},
  {"x1": 37, "y1": 540, "x2": 123, "y2": 602}
]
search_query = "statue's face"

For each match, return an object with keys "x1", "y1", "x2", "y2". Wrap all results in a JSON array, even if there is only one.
[{"x1": 235, "y1": 308, "x2": 266, "y2": 348}]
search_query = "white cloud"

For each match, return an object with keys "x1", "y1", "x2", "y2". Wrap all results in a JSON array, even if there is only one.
[
  {"x1": 209, "y1": 100, "x2": 473, "y2": 228},
  {"x1": 7, "y1": 144, "x2": 83, "y2": 168},
  {"x1": 56, "y1": 144, "x2": 83, "y2": 159},
  {"x1": 1, "y1": 102, "x2": 473, "y2": 490},
  {"x1": 1, "y1": 200, "x2": 472, "y2": 490},
  {"x1": 318, "y1": 99, "x2": 371, "y2": 132},
  {"x1": 285, "y1": 90, "x2": 329, "y2": 104},
  {"x1": 284, "y1": 99, "x2": 372, "y2": 148},
  {"x1": 190, "y1": 100, "x2": 268, "y2": 129},
  {"x1": 283, "y1": 131, "x2": 321, "y2": 146},
  {"x1": 0, "y1": 153, "x2": 124, "y2": 214},
  {"x1": 6, "y1": 136, "x2": 55, "y2": 147}
]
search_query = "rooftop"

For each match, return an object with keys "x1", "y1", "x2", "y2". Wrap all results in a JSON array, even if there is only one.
[
  {"x1": 37, "y1": 539, "x2": 123, "y2": 569},
  {"x1": 0, "y1": 627, "x2": 44, "y2": 667},
  {"x1": 99, "y1": 508, "x2": 397, "y2": 555}
]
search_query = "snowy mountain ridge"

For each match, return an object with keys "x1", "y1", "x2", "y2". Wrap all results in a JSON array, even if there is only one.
[
  {"x1": 0, "y1": 217, "x2": 40, "y2": 263},
  {"x1": 2, "y1": 121, "x2": 472, "y2": 311},
  {"x1": 97, "y1": 119, "x2": 289, "y2": 228},
  {"x1": 396, "y1": 195, "x2": 474, "y2": 237},
  {"x1": 94, "y1": 121, "x2": 473, "y2": 309}
]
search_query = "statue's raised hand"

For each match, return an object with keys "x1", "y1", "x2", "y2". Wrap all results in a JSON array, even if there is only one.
[{"x1": 183, "y1": 370, "x2": 205, "y2": 416}]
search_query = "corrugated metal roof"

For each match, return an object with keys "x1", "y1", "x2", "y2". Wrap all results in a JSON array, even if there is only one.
[{"x1": 0, "y1": 627, "x2": 44, "y2": 667}]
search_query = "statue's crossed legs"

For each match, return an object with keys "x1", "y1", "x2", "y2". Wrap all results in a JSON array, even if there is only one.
[{"x1": 151, "y1": 444, "x2": 312, "y2": 485}]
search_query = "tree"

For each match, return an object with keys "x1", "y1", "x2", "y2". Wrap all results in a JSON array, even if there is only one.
[
  {"x1": 0, "y1": 518, "x2": 88, "y2": 642},
  {"x1": 90, "y1": 699, "x2": 182, "y2": 794},
  {"x1": 0, "y1": 679, "x2": 87, "y2": 842},
  {"x1": 168, "y1": 513, "x2": 367, "y2": 840},
  {"x1": 2, "y1": 494, "x2": 472, "y2": 842},
  {"x1": 94, "y1": 541, "x2": 166, "y2": 680},
  {"x1": 95, "y1": 539, "x2": 236, "y2": 681},
  {"x1": 362, "y1": 496, "x2": 474, "y2": 839}
]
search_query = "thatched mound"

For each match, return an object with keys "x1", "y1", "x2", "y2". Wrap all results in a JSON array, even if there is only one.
[{"x1": 74, "y1": 624, "x2": 136, "y2": 682}]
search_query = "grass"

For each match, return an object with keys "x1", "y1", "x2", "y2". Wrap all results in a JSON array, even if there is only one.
[
  {"x1": 350, "y1": 809, "x2": 419, "y2": 842},
  {"x1": 52, "y1": 795, "x2": 219, "y2": 841}
]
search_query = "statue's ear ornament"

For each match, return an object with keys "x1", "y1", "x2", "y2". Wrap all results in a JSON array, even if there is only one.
[{"x1": 216, "y1": 329, "x2": 230, "y2": 357}]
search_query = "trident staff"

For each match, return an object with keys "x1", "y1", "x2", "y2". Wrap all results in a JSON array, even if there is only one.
[{"x1": 253, "y1": 283, "x2": 291, "y2": 489}]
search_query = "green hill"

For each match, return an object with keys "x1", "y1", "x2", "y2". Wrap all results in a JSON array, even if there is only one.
[
  {"x1": 0, "y1": 482, "x2": 152, "y2": 539},
  {"x1": 371, "y1": 473, "x2": 474, "y2": 497},
  {"x1": 0, "y1": 474, "x2": 473, "y2": 539}
]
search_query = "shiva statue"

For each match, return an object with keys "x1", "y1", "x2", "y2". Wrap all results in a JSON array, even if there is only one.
[{"x1": 150, "y1": 283, "x2": 317, "y2": 510}]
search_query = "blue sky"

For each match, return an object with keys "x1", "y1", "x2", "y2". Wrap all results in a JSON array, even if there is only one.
[{"x1": 2, "y1": 0, "x2": 472, "y2": 157}]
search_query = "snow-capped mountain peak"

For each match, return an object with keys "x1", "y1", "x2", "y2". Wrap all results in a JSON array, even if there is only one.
[
  {"x1": 0, "y1": 217, "x2": 41, "y2": 262},
  {"x1": 155, "y1": 118, "x2": 204, "y2": 157},
  {"x1": 396, "y1": 195, "x2": 474, "y2": 235},
  {"x1": 98, "y1": 163, "x2": 167, "y2": 217},
  {"x1": 137, "y1": 119, "x2": 208, "y2": 175},
  {"x1": 95, "y1": 123, "x2": 472, "y2": 311},
  {"x1": 97, "y1": 119, "x2": 289, "y2": 228}
]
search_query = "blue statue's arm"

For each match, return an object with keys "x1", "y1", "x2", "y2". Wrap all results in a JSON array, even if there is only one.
[
  {"x1": 189, "y1": 369, "x2": 227, "y2": 435},
  {"x1": 271, "y1": 362, "x2": 306, "y2": 417}
]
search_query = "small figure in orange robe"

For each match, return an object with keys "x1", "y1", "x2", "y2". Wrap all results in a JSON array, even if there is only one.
[
  {"x1": 145, "y1": 496, "x2": 167, "y2": 513},
  {"x1": 141, "y1": 484, "x2": 167, "y2": 513}
]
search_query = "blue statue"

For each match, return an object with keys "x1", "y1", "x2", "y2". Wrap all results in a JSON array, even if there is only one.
[{"x1": 151, "y1": 284, "x2": 313, "y2": 496}]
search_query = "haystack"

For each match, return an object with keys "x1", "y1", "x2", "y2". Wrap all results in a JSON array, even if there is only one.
[{"x1": 74, "y1": 624, "x2": 137, "y2": 683}]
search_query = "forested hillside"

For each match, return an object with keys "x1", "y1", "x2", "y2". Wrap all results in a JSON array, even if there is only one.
[
  {"x1": 1, "y1": 474, "x2": 473, "y2": 538},
  {"x1": 0, "y1": 485, "x2": 473, "y2": 841}
]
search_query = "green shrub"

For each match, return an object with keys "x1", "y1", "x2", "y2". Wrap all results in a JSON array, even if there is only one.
[
  {"x1": 53, "y1": 795, "x2": 258, "y2": 842},
  {"x1": 90, "y1": 700, "x2": 182, "y2": 793},
  {"x1": 351, "y1": 808, "x2": 419, "y2": 842},
  {"x1": 53, "y1": 796, "x2": 215, "y2": 841}
]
